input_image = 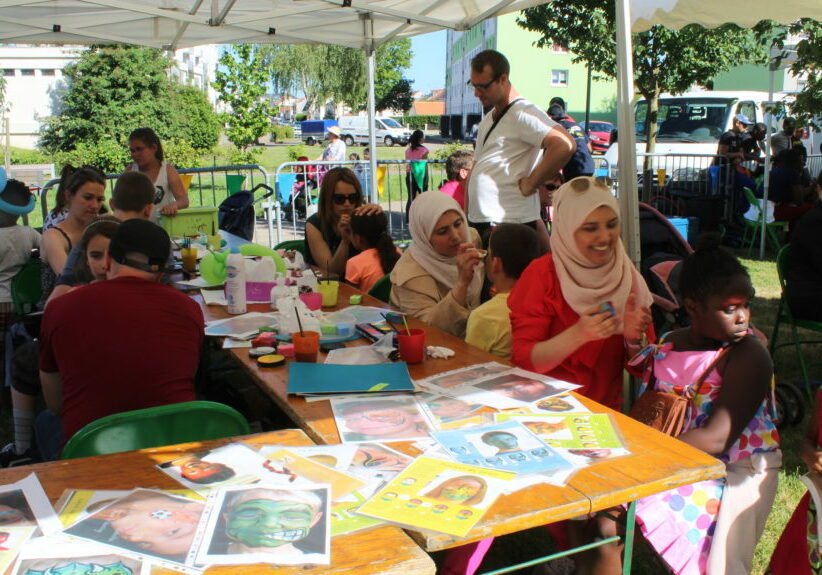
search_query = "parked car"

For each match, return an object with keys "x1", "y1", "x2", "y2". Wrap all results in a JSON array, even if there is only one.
[
  {"x1": 339, "y1": 115, "x2": 411, "y2": 147},
  {"x1": 579, "y1": 121, "x2": 615, "y2": 154}
]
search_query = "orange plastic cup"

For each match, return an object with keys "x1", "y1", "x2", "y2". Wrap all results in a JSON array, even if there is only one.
[{"x1": 291, "y1": 331, "x2": 320, "y2": 363}]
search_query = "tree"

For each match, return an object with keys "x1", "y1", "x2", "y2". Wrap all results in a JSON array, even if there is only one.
[
  {"x1": 377, "y1": 79, "x2": 414, "y2": 112},
  {"x1": 38, "y1": 46, "x2": 220, "y2": 155},
  {"x1": 772, "y1": 19, "x2": 822, "y2": 124},
  {"x1": 518, "y1": 1, "x2": 771, "y2": 154},
  {"x1": 213, "y1": 45, "x2": 274, "y2": 149}
]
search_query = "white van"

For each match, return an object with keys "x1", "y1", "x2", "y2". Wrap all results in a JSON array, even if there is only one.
[
  {"x1": 605, "y1": 90, "x2": 786, "y2": 171},
  {"x1": 338, "y1": 116, "x2": 412, "y2": 147}
]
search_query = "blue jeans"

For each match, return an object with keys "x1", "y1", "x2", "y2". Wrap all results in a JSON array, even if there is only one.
[{"x1": 34, "y1": 410, "x2": 63, "y2": 461}]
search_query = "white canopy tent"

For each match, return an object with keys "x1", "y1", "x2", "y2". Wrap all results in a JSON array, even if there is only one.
[{"x1": 0, "y1": 0, "x2": 818, "y2": 253}]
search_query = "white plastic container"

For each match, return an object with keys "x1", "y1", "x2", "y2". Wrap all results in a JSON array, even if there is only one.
[{"x1": 225, "y1": 248, "x2": 247, "y2": 314}]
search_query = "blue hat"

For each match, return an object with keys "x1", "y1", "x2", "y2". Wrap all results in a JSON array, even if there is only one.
[
  {"x1": 0, "y1": 168, "x2": 35, "y2": 217},
  {"x1": 735, "y1": 113, "x2": 753, "y2": 126}
]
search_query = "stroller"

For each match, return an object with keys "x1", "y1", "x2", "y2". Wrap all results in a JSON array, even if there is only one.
[
  {"x1": 639, "y1": 201, "x2": 693, "y2": 335},
  {"x1": 218, "y1": 183, "x2": 274, "y2": 241}
]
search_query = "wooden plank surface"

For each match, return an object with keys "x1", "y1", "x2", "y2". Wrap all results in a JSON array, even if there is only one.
[
  {"x1": 0, "y1": 429, "x2": 435, "y2": 575},
  {"x1": 200, "y1": 285, "x2": 725, "y2": 551}
]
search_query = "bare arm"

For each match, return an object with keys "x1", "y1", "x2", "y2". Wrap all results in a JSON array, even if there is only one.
[
  {"x1": 529, "y1": 304, "x2": 619, "y2": 373},
  {"x1": 41, "y1": 228, "x2": 70, "y2": 275},
  {"x1": 306, "y1": 220, "x2": 350, "y2": 277},
  {"x1": 519, "y1": 127, "x2": 577, "y2": 196},
  {"x1": 160, "y1": 164, "x2": 190, "y2": 216},
  {"x1": 801, "y1": 403, "x2": 822, "y2": 474},
  {"x1": 678, "y1": 337, "x2": 772, "y2": 456},
  {"x1": 40, "y1": 370, "x2": 63, "y2": 414}
]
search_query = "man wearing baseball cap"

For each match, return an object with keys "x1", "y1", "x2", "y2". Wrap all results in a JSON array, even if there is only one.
[
  {"x1": 717, "y1": 113, "x2": 752, "y2": 165},
  {"x1": 37, "y1": 218, "x2": 205, "y2": 459},
  {"x1": 317, "y1": 124, "x2": 346, "y2": 164}
]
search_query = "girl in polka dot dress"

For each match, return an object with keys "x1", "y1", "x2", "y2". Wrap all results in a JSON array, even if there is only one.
[
  {"x1": 768, "y1": 390, "x2": 822, "y2": 575},
  {"x1": 631, "y1": 236, "x2": 781, "y2": 575}
]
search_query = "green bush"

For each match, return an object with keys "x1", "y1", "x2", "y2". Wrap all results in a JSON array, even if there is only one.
[
  {"x1": 164, "y1": 138, "x2": 205, "y2": 169},
  {"x1": 401, "y1": 115, "x2": 440, "y2": 129},
  {"x1": 287, "y1": 145, "x2": 308, "y2": 161},
  {"x1": 10, "y1": 148, "x2": 51, "y2": 165},
  {"x1": 226, "y1": 146, "x2": 263, "y2": 166},
  {"x1": 270, "y1": 125, "x2": 295, "y2": 142},
  {"x1": 53, "y1": 139, "x2": 129, "y2": 174},
  {"x1": 295, "y1": 113, "x2": 308, "y2": 122},
  {"x1": 431, "y1": 142, "x2": 473, "y2": 161}
]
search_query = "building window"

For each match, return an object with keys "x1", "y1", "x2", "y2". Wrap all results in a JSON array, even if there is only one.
[
  {"x1": 3, "y1": 69, "x2": 14, "y2": 77},
  {"x1": 552, "y1": 42, "x2": 569, "y2": 54},
  {"x1": 41, "y1": 69, "x2": 56, "y2": 76},
  {"x1": 20, "y1": 69, "x2": 34, "y2": 76},
  {"x1": 551, "y1": 69, "x2": 569, "y2": 87}
]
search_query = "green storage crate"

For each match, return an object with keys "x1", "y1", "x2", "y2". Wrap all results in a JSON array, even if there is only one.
[{"x1": 159, "y1": 207, "x2": 219, "y2": 238}]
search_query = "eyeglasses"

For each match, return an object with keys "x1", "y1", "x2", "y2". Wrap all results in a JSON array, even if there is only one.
[
  {"x1": 332, "y1": 192, "x2": 361, "y2": 205},
  {"x1": 467, "y1": 75, "x2": 499, "y2": 91}
]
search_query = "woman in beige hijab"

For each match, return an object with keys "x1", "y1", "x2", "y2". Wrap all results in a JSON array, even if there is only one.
[
  {"x1": 510, "y1": 176, "x2": 653, "y2": 411},
  {"x1": 390, "y1": 191, "x2": 483, "y2": 338}
]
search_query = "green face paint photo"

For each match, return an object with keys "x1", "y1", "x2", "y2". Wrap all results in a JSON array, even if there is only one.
[{"x1": 226, "y1": 499, "x2": 317, "y2": 548}]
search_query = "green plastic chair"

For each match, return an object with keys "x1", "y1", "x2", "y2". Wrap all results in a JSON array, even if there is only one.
[
  {"x1": 368, "y1": 273, "x2": 392, "y2": 303},
  {"x1": 61, "y1": 401, "x2": 250, "y2": 460},
  {"x1": 740, "y1": 187, "x2": 787, "y2": 256},
  {"x1": 770, "y1": 245, "x2": 822, "y2": 401},
  {"x1": 10, "y1": 257, "x2": 42, "y2": 315},
  {"x1": 274, "y1": 239, "x2": 308, "y2": 259}
]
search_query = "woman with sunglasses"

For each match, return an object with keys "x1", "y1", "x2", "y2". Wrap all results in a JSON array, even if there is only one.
[{"x1": 304, "y1": 167, "x2": 383, "y2": 277}]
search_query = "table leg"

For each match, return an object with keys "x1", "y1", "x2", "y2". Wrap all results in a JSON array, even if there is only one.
[{"x1": 622, "y1": 500, "x2": 637, "y2": 575}]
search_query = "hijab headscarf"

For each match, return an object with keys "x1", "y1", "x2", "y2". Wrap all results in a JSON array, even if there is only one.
[
  {"x1": 404, "y1": 191, "x2": 483, "y2": 300},
  {"x1": 551, "y1": 177, "x2": 652, "y2": 316}
]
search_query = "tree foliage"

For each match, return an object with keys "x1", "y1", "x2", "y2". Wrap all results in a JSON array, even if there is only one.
[
  {"x1": 771, "y1": 19, "x2": 822, "y2": 124},
  {"x1": 39, "y1": 46, "x2": 220, "y2": 155},
  {"x1": 377, "y1": 79, "x2": 414, "y2": 112},
  {"x1": 262, "y1": 40, "x2": 413, "y2": 116},
  {"x1": 518, "y1": 1, "x2": 770, "y2": 152},
  {"x1": 213, "y1": 45, "x2": 274, "y2": 150}
]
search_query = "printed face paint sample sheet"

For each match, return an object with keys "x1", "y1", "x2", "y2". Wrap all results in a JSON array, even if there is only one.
[{"x1": 330, "y1": 394, "x2": 433, "y2": 443}]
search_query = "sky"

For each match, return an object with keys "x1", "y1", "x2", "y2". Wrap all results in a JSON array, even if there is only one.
[{"x1": 407, "y1": 30, "x2": 447, "y2": 94}]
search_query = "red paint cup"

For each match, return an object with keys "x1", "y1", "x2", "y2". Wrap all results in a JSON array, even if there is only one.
[
  {"x1": 299, "y1": 292, "x2": 323, "y2": 311},
  {"x1": 291, "y1": 331, "x2": 320, "y2": 363},
  {"x1": 397, "y1": 328, "x2": 426, "y2": 364}
]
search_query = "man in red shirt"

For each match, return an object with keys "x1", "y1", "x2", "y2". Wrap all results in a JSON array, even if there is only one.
[{"x1": 38, "y1": 219, "x2": 204, "y2": 459}]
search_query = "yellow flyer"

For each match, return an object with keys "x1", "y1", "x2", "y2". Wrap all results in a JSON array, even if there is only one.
[{"x1": 356, "y1": 456, "x2": 514, "y2": 537}]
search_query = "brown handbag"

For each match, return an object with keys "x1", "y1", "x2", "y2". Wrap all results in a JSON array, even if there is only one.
[{"x1": 628, "y1": 343, "x2": 733, "y2": 436}]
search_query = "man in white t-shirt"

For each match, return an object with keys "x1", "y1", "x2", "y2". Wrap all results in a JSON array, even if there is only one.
[{"x1": 466, "y1": 50, "x2": 575, "y2": 244}]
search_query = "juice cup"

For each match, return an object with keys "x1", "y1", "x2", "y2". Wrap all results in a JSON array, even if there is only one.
[
  {"x1": 181, "y1": 247, "x2": 197, "y2": 273},
  {"x1": 397, "y1": 328, "x2": 426, "y2": 364},
  {"x1": 292, "y1": 331, "x2": 320, "y2": 363}
]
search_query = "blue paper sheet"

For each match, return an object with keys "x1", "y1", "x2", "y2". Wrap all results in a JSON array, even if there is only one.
[{"x1": 287, "y1": 362, "x2": 415, "y2": 395}]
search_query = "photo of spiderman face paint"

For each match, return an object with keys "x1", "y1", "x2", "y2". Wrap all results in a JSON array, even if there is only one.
[
  {"x1": 351, "y1": 443, "x2": 412, "y2": 479},
  {"x1": 65, "y1": 489, "x2": 204, "y2": 562}
]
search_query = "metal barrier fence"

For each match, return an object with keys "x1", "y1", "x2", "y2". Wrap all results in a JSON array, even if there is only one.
[
  {"x1": 273, "y1": 159, "x2": 448, "y2": 243},
  {"x1": 808, "y1": 154, "x2": 821, "y2": 180},
  {"x1": 610, "y1": 153, "x2": 734, "y2": 230}
]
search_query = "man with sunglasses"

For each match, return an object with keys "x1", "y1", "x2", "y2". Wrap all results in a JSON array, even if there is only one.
[{"x1": 466, "y1": 50, "x2": 575, "y2": 249}]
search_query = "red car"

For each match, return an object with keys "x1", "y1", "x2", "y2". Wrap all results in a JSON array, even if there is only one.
[{"x1": 580, "y1": 121, "x2": 615, "y2": 154}]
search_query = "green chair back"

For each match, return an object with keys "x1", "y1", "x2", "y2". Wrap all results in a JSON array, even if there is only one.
[
  {"x1": 274, "y1": 239, "x2": 308, "y2": 259},
  {"x1": 368, "y1": 273, "x2": 392, "y2": 303},
  {"x1": 61, "y1": 401, "x2": 250, "y2": 460},
  {"x1": 11, "y1": 257, "x2": 42, "y2": 315}
]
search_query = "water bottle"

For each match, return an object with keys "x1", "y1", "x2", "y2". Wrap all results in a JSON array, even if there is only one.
[{"x1": 225, "y1": 248, "x2": 247, "y2": 314}]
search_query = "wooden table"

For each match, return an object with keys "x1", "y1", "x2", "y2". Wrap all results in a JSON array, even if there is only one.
[
  {"x1": 200, "y1": 285, "x2": 725, "y2": 555},
  {"x1": 0, "y1": 429, "x2": 435, "y2": 575}
]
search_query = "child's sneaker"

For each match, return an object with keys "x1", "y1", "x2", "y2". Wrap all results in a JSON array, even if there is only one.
[{"x1": 0, "y1": 443, "x2": 34, "y2": 467}]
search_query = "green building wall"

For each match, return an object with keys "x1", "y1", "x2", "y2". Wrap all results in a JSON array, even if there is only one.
[
  {"x1": 494, "y1": 14, "x2": 618, "y2": 124},
  {"x1": 711, "y1": 63, "x2": 785, "y2": 92}
]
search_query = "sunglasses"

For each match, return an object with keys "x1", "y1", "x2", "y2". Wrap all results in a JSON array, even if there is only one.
[
  {"x1": 332, "y1": 192, "x2": 361, "y2": 205},
  {"x1": 467, "y1": 75, "x2": 500, "y2": 91}
]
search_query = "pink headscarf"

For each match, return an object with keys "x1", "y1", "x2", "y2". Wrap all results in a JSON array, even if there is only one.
[{"x1": 550, "y1": 177, "x2": 652, "y2": 317}]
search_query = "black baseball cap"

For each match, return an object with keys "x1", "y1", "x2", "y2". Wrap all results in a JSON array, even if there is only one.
[{"x1": 108, "y1": 219, "x2": 170, "y2": 273}]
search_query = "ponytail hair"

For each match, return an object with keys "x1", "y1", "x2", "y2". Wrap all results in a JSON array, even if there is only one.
[
  {"x1": 53, "y1": 164, "x2": 106, "y2": 216},
  {"x1": 350, "y1": 212, "x2": 399, "y2": 275},
  {"x1": 679, "y1": 233, "x2": 751, "y2": 303}
]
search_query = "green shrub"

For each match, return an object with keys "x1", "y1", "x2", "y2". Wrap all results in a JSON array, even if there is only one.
[
  {"x1": 294, "y1": 113, "x2": 308, "y2": 122},
  {"x1": 53, "y1": 139, "x2": 128, "y2": 174},
  {"x1": 164, "y1": 138, "x2": 205, "y2": 169},
  {"x1": 431, "y1": 142, "x2": 473, "y2": 161},
  {"x1": 226, "y1": 146, "x2": 263, "y2": 166},
  {"x1": 401, "y1": 115, "x2": 440, "y2": 129},
  {"x1": 10, "y1": 148, "x2": 50, "y2": 165},
  {"x1": 270, "y1": 125, "x2": 294, "y2": 142},
  {"x1": 287, "y1": 145, "x2": 308, "y2": 161}
]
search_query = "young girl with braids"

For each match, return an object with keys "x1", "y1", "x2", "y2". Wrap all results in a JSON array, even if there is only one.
[
  {"x1": 628, "y1": 234, "x2": 781, "y2": 575},
  {"x1": 344, "y1": 212, "x2": 401, "y2": 294}
]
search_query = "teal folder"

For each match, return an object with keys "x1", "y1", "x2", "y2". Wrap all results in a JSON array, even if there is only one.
[{"x1": 287, "y1": 362, "x2": 415, "y2": 395}]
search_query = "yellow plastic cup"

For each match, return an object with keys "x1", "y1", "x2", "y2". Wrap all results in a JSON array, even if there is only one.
[{"x1": 317, "y1": 280, "x2": 339, "y2": 307}]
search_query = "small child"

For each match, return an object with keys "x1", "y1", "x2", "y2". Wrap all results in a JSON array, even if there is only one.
[
  {"x1": 465, "y1": 223, "x2": 540, "y2": 359},
  {"x1": 345, "y1": 212, "x2": 400, "y2": 294},
  {"x1": 439, "y1": 149, "x2": 474, "y2": 211},
  {"x1": 626, "y1": 234, "x2": 781, "y2": 574},
  {"x1": 0, "y1": 175, "x2": 40, "y2": 387}
]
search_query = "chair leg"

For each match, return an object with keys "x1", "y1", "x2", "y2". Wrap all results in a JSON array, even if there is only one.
[{"x1": 789, "y1": 320, "x2": 815, "y2": 403}]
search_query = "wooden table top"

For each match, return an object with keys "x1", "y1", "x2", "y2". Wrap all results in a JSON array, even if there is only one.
[
  {"x1": 0, "y1": 429, "x2": 435, "y2": 574},
  {"x1": 200, "y1": 284, "x2": 725, "y2": 551}
]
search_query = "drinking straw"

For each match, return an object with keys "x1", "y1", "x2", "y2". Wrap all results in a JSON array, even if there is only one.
[
  {"x1": 401, "y1": 315, "x2": 411, "y2": 336},
  {"x1": 295, "y1": 305, "x2": 305, "y2": 337},
  {"x1": 380, "y1": 312, "x2": 401, "y2": 333}
]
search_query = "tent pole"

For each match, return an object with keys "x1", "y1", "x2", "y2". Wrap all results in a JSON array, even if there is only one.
[
  {"x1": 615, "y1": 0, "x2": 640, "y2": 265},
  {"x1": 366, "y1": 48, "x2": 378, "y2": 204},
  {"x1": 760, "y1": 49, "x2": 776, "y2": 260}
]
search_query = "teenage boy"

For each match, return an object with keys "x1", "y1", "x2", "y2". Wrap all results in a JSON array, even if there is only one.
[{"x1": 439, "y1": 149, "x2": 474, "y2": 211}]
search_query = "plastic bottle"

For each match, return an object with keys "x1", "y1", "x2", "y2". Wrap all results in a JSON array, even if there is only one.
[{"x1": 225, "y1": 248, "x2": 247, "y2": 314}]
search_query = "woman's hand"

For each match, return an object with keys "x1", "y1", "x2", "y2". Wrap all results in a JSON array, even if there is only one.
[
  {"x1": 574, "y1": 304, "x2": 620, "y2": 343},
  {"x1": 160, "y1": 202, "x2": 179, "y2": 216},
  {"x1": 455, "y1": 243, "x2": 483, "y2": 286},
  {"x1": 804, "y1": 449, "x2": 822, "y2": 475},
  {"x1": 622, "y1": 293, "x2": 652, "y2": 343},
  {"x1": 354, "y1": 203, "x2": 383, "y2": 216}
]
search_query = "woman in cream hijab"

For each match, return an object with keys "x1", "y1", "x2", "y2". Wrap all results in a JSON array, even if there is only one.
[
  {"x1": 390, "y1": 191, "x2": 483, "y2": 338},
  {"x1": 509, "y1": 176, "x2": 653, "y2": 410}
]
